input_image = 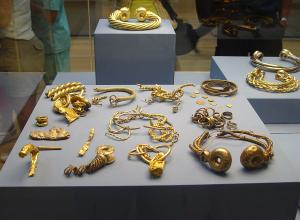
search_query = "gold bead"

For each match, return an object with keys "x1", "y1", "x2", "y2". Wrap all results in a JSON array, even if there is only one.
[
  {"x1": 208, "y1": 148, "x2": 232, "y2": 173},
  {"x1": 240, "y1": 145, "x2": 265, "y2": 169},
  {"x1": 135, "y1": 7, "x2": 147, "y2": 22},
  {"x1": 120, "y1": 7, "x2": 130, "y2": 21}
]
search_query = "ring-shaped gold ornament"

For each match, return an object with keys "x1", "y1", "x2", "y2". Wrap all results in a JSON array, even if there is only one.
[
  {"x1": 201, "y1": 80, "x2": 238, "y2": 96},
  {"x1": 246, "y1": 68, "x2": 299, "y2": 93},
  {"x1": 189, "y1": 130, "x2": 273, "y2": 173},
  {"x1": 108, "y1": 7, "x2": 161, "y2": 31},
  {"x1": 251, "y1": 49, "x2": 300, "y2": 73}
]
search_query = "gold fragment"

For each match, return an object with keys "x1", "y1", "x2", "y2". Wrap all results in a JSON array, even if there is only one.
[
  {"x1": 196, "y1": 100, "x2": 205, "y2": 105},
  {"x1": 78, "y1": 128, "x2": 95, "y2": 157},
  {"x1": 35, "y1": 116, "x2": 48, "y2": 127},
  {"x1": 202, "y1": 95, "x2": 208, "y2": 99},
  {"x1": 30, "y1": 127, "x2": 70, "y2": 140},
  {"x1": 208, "y1": 99, "x2": 214, "y2": 102},
  {"x1": 190, "y1": 93, "x2": 197, "y2": 98},
  {"x1": 226, "y1": 104, "x2": 233, "y2": 108},
  {"x1": 194, "y1": 89, "x2": 200, "y2": 94}
]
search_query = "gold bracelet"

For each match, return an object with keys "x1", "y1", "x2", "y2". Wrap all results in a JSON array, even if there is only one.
[
  {"x1": 35, "y1": 116, "x2": 48, "y2": 127},
  {"x1": 108, "y1": 7, "x2": 161, "y2": 31},
  {"x1": 19, "y1": 144, "x2": 62, "y2": 177},
  {"x1": 189, "y1": 130, "x2": 273, "y2": 173},
  {"x1": 201, "y1": 80, "x2": 238, "y2": 96},
  {"x1": 128, "y1": 143, "x2": 172, "y2": 177},
  {"x1": 64, "y1": 145, "x2": 115, "y2": 177},
  {"x1": 93, "y1": 87, "x2": 136, "y2": 107},
  {"x1": 251, "y1": 49, "x2": 300, "y2": 73},
  {"x1": 246, "y1": 68, "x2": 299, "y2": 93}
]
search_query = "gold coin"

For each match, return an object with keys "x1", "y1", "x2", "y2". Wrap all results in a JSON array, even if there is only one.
[
  {"x1": 196, "y1": 100, "x2": 205, "y2": 105},
  {"x1": 194, "y1": 89, "x2": 200, "y2": 94},
  {"x1": 190, "y1": 93, "x2": 197, "y2": 98},
  {"x1": 226, "y1": 104, "x2": 233, "y2": 108}
]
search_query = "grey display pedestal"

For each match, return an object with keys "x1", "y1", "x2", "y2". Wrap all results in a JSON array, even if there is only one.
[
  {"x1": 210, "y1": 56, "x2": 300, "y2": 124},
  {"x1": 0, "y1": 85, "x2": 299, "y2": 220},
  {"x1": 94, "y1": 19, "x2": 175, "y2": 84}
]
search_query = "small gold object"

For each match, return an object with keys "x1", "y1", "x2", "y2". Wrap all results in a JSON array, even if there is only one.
[
  {"x1": 196, "y1": 100, "x2": 205, "y2": 105},
  {"x1": 251, "y1": 49, "x2": 300, "y2": 73},
  {"x1": 189, "y1": 130, "x2": 273, "y2": 173},
  {"x1": 64, "y1": 145, "x2": 115, "y2": 177},
  {"x1": 246, "y1": 68, "x2": 299, "y2": 93},
  {"x1": 138, "y1": 83, "x2": 195, "y2": 113},
  {"x1": 94, "y1": 87, "x2": 136, "y2": 107},
  {"x1": 46, "y1": 82, "x2": 90, "y2": 123},
  {"x1": 92, "y1": 95, "x2": 107, "y2": 105},
  {"x1": 226, "y1": 104, "x2": 233, "y2": 108},
  {"x1": 78, "y1": 128, "x2": 95, "y2": 157},
  {"x1": 30, "y1": 127, "x2": 70, "y2": 140},
  {"x1": 35, "y1": 116, "x2": 48, "y2": 127},
  {"x1": 190, "y1": 93, "x2": 197, "y2": 98},
  {"x1": 201, "y1": 80, "x2": 238, "y2": 96},
  {"x1": 128, "y1": 144, "x2": 172, "y2": 177},
  {"x1": 108, "y1": 7, "x2": 161, "y2": 31},
  {"x1": 202, "y1": 95, "x2": 208, "y2": 99},
  {"x1": 194, "y1": 89, "x2": 200, "y2": 94},
  {"x1": 208, "y1": 99, "x2": 214, "y2": 102},
  {"x1": 209, "y1": 102, "x2": 217, "y2": 106},
  {"x1": 19, "y1": 144, "x2": 62, "y2": 177}
]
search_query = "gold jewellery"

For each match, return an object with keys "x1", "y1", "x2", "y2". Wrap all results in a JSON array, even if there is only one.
[
  {"x1": 35, "y1": 116, "x2": 48, "y2": 127},
  {"x1": 29, "y1": 127, "x2": 70, "y2": 140},
  {"x1": 64, "y1": 145, "x2": 115, "y2": 177},
  {"x1": 108, "y1": 7, "x2": 161, "y2": 31},
  {"x1": 246, "y1": 68, "x2": 299, "y2": 93},
  {"x1": 19, "y1": 144, "x2": 62, "y2": 177},
  {"x1": 107, "y1": 106, "x2": 178, "y2": 143},
  {"x1": 93, "y1": 87, "x2": 136, "y2": 106},
  {"x1": 128, "y1": 144, "x2": 171, "y2": 177},
  {"x1": 46, "y1": 82, "x2": 91, "y2": 123},
  {"x1": 78, "y1": 128, "x2": 95, "y2": 157},
  {"x1": 138, "y1": 83, "x2": 195, "y2": 113},
  {"x1": 192, "y1": 108, "x2": 237, "y2": 130},
  {"x1": 189, "y1": 130, "x2": 274, "y2": 173},
  {"x1": 201, "y1": 80, "x2": 238, "y2": 96},
  {"x1": 251, "y1": 49, "x2": 300, "y2": 73}
]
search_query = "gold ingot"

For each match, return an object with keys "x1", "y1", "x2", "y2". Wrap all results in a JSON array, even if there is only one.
[
  {"x1": 149, "y1": 153, "x2": 165, "y2": 177},
  {"x1": 208, "y1": 148, "x2": 232, "y2": 173},
  {"x1": 120, "y1": 7, "x2": 130, "y2": 21},
  {"x1": 240, "y1": 145, "x2": 266, "y2": 169},
  {"x1": 135, "y1": 7, "x2": 147, "y2": 22}
]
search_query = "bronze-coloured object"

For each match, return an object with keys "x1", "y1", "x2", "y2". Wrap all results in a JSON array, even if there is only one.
[
  {"x1": 251, "y1": 50, "x2": 300, "y2": 73},
  {"x1": 246, "y1": 68, "x2": 299, "y2": 93},
  {"x1": 94, "y1": 87, "x2": 136, "y2": 107},
  {"x1": 107, "y1": 106, "x2": 178, "y2": 144},
  {"x1": 92, "y1": 95, "x2": 107, "y2": 105},
  {"x1": 138, "y1": 83, "x2": 195, "y2": 113},
  {"x1": 64, "y1": 145, "x2": 115, "y2": 177},
  {"x1": 45, "y1": 82, "x2": 85, "y2": 101},
  {"x1": 35, "y1": 116, "x2": 48, "y2": 127},
  {"x1": 78, "y1": 128, "x2": 95, "y2": 157},
  {"x1": 19, "y1": 144, "x2": 62, "y2": 177},
  {"x1": 192, "y1": 108, "x2": 236, "y2": 130},
  {"x1": 30, "y1": 127, "x2": 70, "y2": 140},
  {"x1": 201, "y1": 80, "x2": 238, "y2": 96},
  {"x1": 108, "y1": 7, "x2": 161, "y2": 31},
  {"x1": 128, "y1": 143, "x2": 172, "y2": 177},
  {"x1": 189, "y1": 130, "x2": 273, "y2": 173}
]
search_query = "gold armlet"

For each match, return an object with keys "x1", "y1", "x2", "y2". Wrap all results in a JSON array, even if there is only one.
[
  {"x1": 108, "y1": 7, "x2": 161, "y2": 31},
  {"x1": 201, "y1": 80, "x2": 238, "y2": 96}
]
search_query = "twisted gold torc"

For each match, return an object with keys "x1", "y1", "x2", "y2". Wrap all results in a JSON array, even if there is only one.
[
  {"x1": 246, "y1": 68, "x2": 299, "y2": 93},
  {"x1": 251, "y1": 49, "x2": 300, "y2": 73},
  {"x1": 108, "y1": 7, "x2": 161, "y2": 31},
  {"x1": 94, "y1": 87, "x2": 136, "y2": 106}
]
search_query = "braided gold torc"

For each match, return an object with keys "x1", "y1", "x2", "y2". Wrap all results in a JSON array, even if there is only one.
[
  {"x1": 246, "y1": 68, "x2": 299, "y2": 93},
  {"x1": 251, "y1": 49, "x2": 300, "y2": 73},
  {"x1": 93, "y1": 87, "x2": 136, "y2": 106},
  {"x1": 108, "y1": 7, "x2": 161, "y2": 31}
]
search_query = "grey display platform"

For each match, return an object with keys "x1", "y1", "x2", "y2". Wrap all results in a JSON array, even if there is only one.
[
  {"x1": 0, "y1": 85, "x2": 299, "y2": 220},
  {"x1": 94, "y1": 19, "x2": 175, "y2": 84},
  {"x1": 211, "y1": 56, "x2": 300, "y2": 124}
]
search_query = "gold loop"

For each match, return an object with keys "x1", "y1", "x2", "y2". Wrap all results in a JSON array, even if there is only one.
[
  {"x1": 108, "y1": 7, "x2": 161, "y2": 31},
  {"x1": 201, "y1": 80, "x2": 238, "y2": 96}
]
